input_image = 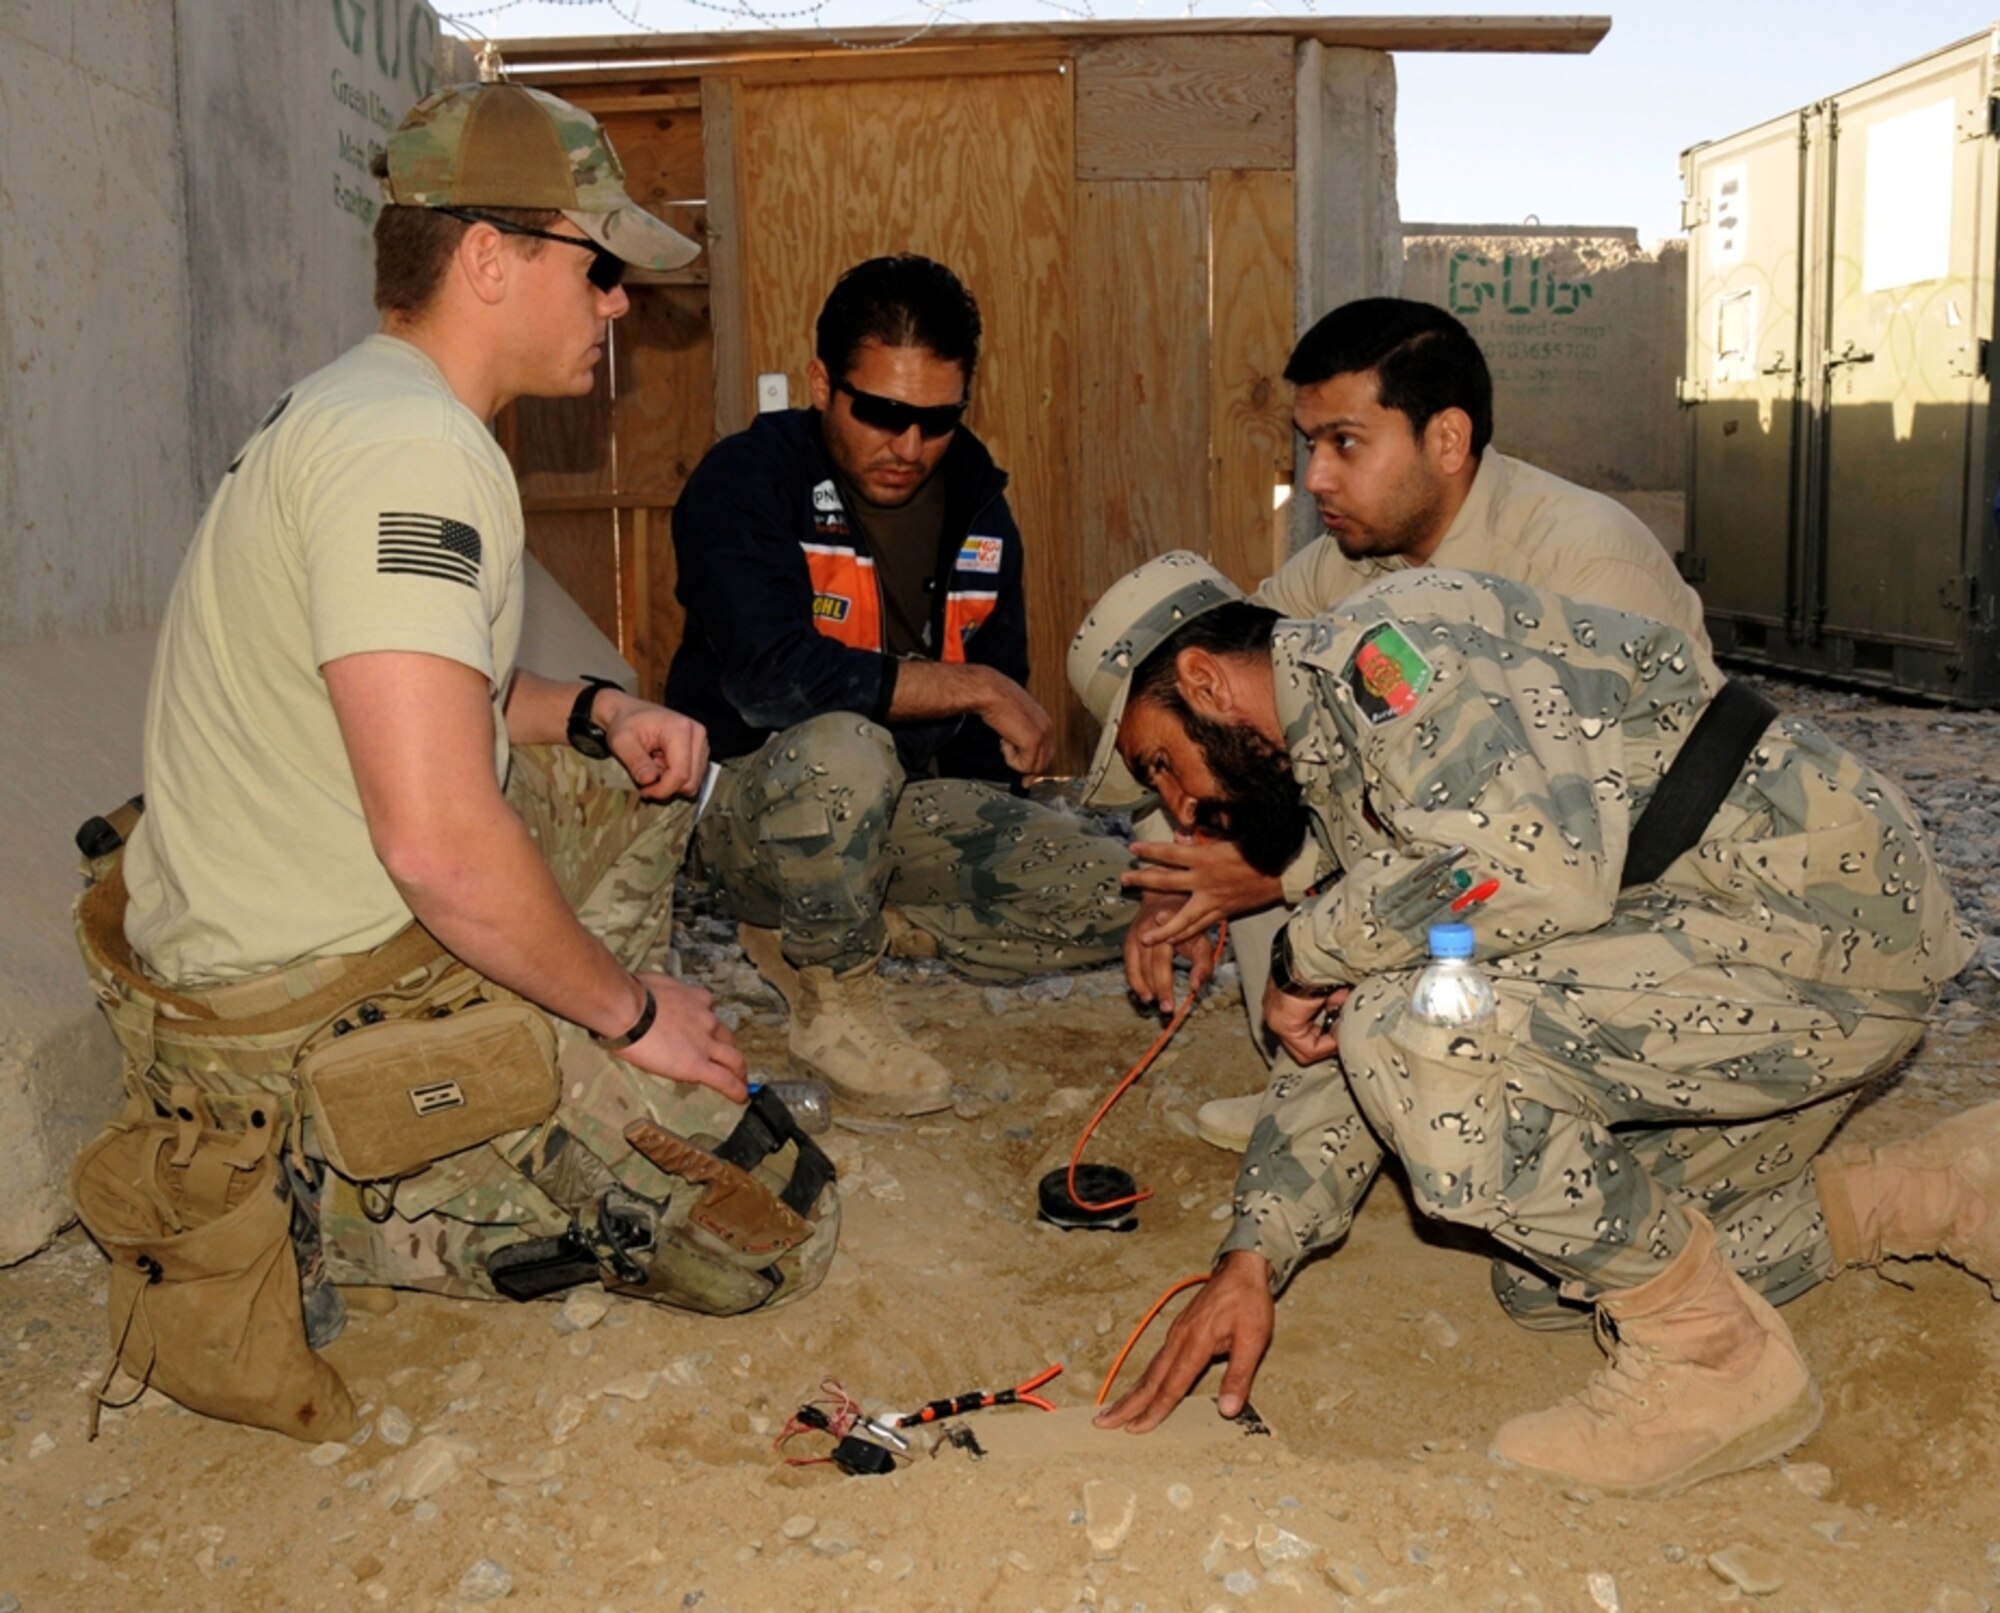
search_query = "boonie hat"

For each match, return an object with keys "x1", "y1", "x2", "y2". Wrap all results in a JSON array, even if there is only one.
[
  {"x1": 381, "y1": 82, "x2": 700, "y2": 273},
  {"x1": 1067, "y1": 550, "x2": 1244, "y2": 808}
]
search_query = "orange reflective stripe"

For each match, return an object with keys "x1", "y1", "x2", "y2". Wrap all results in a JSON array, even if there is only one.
[
  {"x1": 803, "y1": 543, "x2": 882, "y2": 651},
  {"x1": 941, "y1": 589, "x2": 999, "y2": 664}
]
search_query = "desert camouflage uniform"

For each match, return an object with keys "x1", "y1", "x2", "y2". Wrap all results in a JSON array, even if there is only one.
[
  {"x1": 98, "y1": 745, "x2": 836, "y2": 1306},
  {"x1": 1216, "y1": 570, "x2": 1974, "y2": 1322},
  {"x1": 695, "y1": 713, "x2": 1132, "y2": 981}
]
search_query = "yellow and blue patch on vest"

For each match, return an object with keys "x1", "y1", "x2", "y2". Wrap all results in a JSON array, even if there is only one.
[{"x1": 957, "y1": 535, "x2": 1004, "y2": 575}]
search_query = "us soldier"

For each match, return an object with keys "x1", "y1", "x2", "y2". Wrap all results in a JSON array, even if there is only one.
[
  {"x1": 665, "y1": 255, "x2": 1132, "y2": 1116},
  {"x1": 101, "y1": 84, "x2": 835, "y2": 1337},
  {"x1": 1072, "y1": 553, "x2": 1987, "y2": 1496},
  {"x1": 1115, "y1": 300, "x2": 1709, "y2": 1154}
]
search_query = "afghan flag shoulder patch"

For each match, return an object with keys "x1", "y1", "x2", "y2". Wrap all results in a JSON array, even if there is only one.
[{"x1": 1344, "y1": 621, "x2": 1435, "y2": 725}]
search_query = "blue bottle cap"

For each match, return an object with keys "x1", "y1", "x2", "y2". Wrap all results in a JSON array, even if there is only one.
[{"x1": 1427, "y1": 922, "x2": 1476, "y2": 960}]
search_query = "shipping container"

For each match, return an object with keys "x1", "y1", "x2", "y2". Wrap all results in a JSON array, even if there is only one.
[{"x1": 1680, "y1": 26, "x2": 2000, "y2": 703}]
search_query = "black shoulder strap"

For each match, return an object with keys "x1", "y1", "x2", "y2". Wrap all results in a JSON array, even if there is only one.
[{"x1": 1621, "y1": 679, "x2": 1779, "y2": 889}]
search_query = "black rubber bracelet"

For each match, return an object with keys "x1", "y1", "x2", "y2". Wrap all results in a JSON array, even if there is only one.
[
  {"x1": 1268, "y1": 928, "x2": 1328, "y2": 1000},
  {"x1": 593, "y1": 982, "x2": 657, "y2": 1052}
]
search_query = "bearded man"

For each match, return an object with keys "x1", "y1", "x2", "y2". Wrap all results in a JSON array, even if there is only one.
[{"x1": 1069, "y1": 552, "x2": 1987, "y2": 1497}]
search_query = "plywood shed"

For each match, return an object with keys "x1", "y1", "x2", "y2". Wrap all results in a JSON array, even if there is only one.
[{"x1": 495, "y1": 15, "x2": 1609, "y2": 768}]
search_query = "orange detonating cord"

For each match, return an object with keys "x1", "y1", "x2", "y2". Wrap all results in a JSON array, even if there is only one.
[
  {"x1": 1063, "y1": 918, "x2": 1229, "y2": 1215},
  {"x1": 1095, "y1": 1273, "x2": 1212, "y2": 1406}
]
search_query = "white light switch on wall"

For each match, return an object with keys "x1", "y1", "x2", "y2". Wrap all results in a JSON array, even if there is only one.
[{"x1": 756, "y1": 372, "x2": 789, "y2": 412}]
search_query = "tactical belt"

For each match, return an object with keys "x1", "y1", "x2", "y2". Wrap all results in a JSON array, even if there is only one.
[{"x1": 1620, "y1": 678, "x2": 1779, "y2": 889}]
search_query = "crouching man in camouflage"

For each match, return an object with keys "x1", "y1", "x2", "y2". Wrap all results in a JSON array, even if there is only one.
[
  {"x1": 1074, "y1": 553, "x2": 1986, "y2": 1496},
  {"x1": 88, "y1": 84, "x2": 835, "y2": 1346}
]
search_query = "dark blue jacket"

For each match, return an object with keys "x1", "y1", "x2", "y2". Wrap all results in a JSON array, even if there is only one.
[{"x1": 665, "y1": 409, "x2": 1029, "y2": 785}]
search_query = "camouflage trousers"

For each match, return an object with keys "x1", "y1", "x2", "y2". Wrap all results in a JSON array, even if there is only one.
[
  {"x1": 1224, "y1": 914, "x2": 1934, "y2": 1327},
  {"x1": 175, "y1": 745, "x2": 837, "y2": 1306},
  {"x1": 693, "y1": 713, "x2": 1134, "y2": 980}
]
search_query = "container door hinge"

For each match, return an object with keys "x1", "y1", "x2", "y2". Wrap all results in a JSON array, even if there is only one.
[
  {"x1": 1939, "y1": 575, "x2": 1977, "y2": 613},
  {"x1": 1679, "y1": 195, "x2": 1708, "y2": 232},
  {"x1": 1676, "y1": 376, "x2": 1709, "y2": 406},
  {"x1": 1959, "y1": 97, "x2": 2000, "y2": 140},
  {"x1": 1676, "y1": 554, "x2": 1709, "y2": 584}
]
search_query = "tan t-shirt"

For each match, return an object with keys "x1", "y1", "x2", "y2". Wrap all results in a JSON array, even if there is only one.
[
  {"x1": 1255, "y1": 450, "x2": 1710, "y2": 651},
  {"x1": 124, "y1": 336, "x2": 524, "y2": 985}
]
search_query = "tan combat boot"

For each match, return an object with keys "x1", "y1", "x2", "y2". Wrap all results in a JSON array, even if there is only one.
[
  {"x1": 738, "y1": 925, "x2": 952, "y2": 1117},
  {"x1": 1487, "y1": 1212, "x2": 1822, "y2": 1497},
  {"x1": 1194, "y1": 1094, "x2": 1262, "y2": 1153},
  {"x1": 738, "y1": 924, "x2": 799, "y2": 1005},
  {"x1": 1816, "y1": 1099, "x2": 2000, "y2": 1296},
  {"x1": 880, "y1": 907, "x2": 941, "y2": 960},
  {"x1": 791, "y1": 955, "x2": 953, "y2": 1116}
]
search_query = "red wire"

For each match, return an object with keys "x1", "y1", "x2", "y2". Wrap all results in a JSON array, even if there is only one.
[{"x1": 1064, "y1": 918, "x2": 1228, "y2": 1213}]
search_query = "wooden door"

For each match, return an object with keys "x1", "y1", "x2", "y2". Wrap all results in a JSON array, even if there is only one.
[{"x1": 705, "y1": 53, "x2": 1088, "y2": 765}]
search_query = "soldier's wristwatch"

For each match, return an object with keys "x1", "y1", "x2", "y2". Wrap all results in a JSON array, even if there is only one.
[
  {"x1": 1268, "y1": 926, "x2": 1327, "y2": 999},
  {"x1": 567, "y1": 675, "x2": 622, "y2": 760}
]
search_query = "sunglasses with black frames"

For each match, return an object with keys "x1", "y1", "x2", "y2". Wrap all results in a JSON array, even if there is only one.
[
  {"x1": 831, "y1": 376, "x2": 968, "y2": 440},
  {"x1": 432, "y1": 206, "x2": 627, "y2": 294}
]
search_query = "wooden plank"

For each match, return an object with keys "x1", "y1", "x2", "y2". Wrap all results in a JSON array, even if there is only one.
[
  {"x1": 601, "y1": 101, "x2": 717, "y2": 511},
  {"x1": 700, "y1": 75, "x2": 751, "y2": 439},
  {"x1": 511, "y1": 363, "x2": 615, "y2": 506},
  {"x1": 620, "y1": 504, "x2": 642, "y2": 676},
  {"x1": 1077, "y1": 36, "x2": 1292, "y2": 180},
  {"x1": 732, "y1": 63, "x2": 1086, "y2": 767},
  {"x1": 1074, "y1": 179, "x2": 1211, "y2": 609},
  {"x1": 567, "y1": 90, "x2": 702, "y2": 114},
  {"x1": 640, "y1": 505, "x2": 685, "y2": 701},
  {"x1": 525, "y1": 508, "x2": 624, "y2": 653},
  {"x1": 1208, "y1": 168, "x2": 1296, "y2": 593},
  {"x1": 613, "y1": 282, "x2": 714, "y2": 507},
  {"x1": 500, "y1": 16, "x2": 1613, "y2": 72},
  {"x1": 730, "y1": 48, "x2": 1067, "y2": 88}
]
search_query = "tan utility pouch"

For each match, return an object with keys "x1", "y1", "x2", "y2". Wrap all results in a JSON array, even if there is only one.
[
  {"x1": 70, "y1": 1094, "x2": 357, "y2": 1444},
  {"x1": 297, "y1": 1001, "x2": 559, "y2": 1182}
]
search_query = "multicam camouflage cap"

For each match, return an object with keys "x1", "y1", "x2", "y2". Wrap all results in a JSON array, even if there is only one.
[
  {"x1": 381, "y1": 82, "x2": 699, "y2": 273},
  {"x1": 1067, "y1": 550, "x2": 1244, "y2": 808}
]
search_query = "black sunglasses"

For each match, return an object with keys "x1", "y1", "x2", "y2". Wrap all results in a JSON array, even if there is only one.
[
  {"x1": 832, "y1": 376, "x2": 967, "y2": 440},
  {"x1": 433, "y1": 206, "x2": 626, "y2": 293}
]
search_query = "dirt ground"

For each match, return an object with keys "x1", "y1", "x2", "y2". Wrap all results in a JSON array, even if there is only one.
[{"x1": 4, "y1": 684, "x2": 1999, "y2": 1613}]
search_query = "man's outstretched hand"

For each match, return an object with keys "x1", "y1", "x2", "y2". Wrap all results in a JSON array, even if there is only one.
[{"x1": 1094, "y1": 1250, "x2": 1275, "y2": 1434}]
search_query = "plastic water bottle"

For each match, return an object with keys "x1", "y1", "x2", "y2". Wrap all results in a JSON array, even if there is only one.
[
  {"x1": 1408, "y1": 923, "x2": 1497, "y2": 1029},
  {"x1": 752, "y1": 1077, "x2": 832, "y2": 1135}
]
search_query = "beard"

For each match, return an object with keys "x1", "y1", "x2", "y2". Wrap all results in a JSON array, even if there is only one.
[{"x1": 1182, "y1": 711, "x2": 1309, "y2": 878}]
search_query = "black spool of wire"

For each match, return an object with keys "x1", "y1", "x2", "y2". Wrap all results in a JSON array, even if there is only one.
[{"x1": 1036, "y1": 1163, "x2": 1139, "y2": 1232}]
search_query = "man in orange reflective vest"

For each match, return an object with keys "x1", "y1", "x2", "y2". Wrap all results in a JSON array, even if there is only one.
[{"x1": 667, "y1": 256, "x2": 1132, "y2": 1115}]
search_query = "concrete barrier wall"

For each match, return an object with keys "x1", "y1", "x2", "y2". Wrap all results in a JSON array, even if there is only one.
[
  {"x1": 0, "y1": 0, "x2": 196, "y2": 646},
  {"x1": 179, "y1": 0, "x2": 464, "y2": 491},
  {"x1": 0, "y1": 0, "x2": 465, "y2": 1262},
  {"x1": 1403, "y1": 227, "x2": 1686, "y2": 493}
]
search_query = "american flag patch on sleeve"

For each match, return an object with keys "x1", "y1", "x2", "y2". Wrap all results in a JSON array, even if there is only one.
[{"x1": 376, "y1": 512, "x2": 483, "y2": 588}]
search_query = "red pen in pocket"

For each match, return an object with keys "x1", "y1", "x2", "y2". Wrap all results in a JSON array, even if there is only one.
[{"x1": 1450, "y1": 878, "x2": 1501, "y2": 914}]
